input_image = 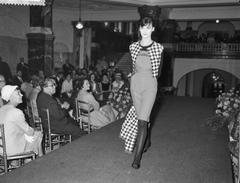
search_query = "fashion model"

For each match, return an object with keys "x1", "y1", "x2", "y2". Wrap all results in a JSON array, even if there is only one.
[{"x1": 122, "y1": 17, "x2": 164, "y2": 169}]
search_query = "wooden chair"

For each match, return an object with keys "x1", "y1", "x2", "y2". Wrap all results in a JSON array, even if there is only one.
[
  {"x1": 26, "y1": 101, "x2": 43, "y2": 131},
  {"x1": 40, "y1": 109, "x2": 71, "y2": 153},
  {"x1": 0, "y1": 124, "x2": 36, "y2": 174},
  {"x1": 75, "y1": 99, "x2": 94, "y2": 134}
]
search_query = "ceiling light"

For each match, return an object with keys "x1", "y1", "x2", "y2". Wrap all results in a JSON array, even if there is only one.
[
  {"x1": 76, "y1": 19, "x2": 84, "y2": 30},
  {"x1": 75, "y1": 0, "x2": 84, "y2": 30}
]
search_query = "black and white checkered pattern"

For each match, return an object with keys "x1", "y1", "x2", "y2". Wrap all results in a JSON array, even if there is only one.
[
  {"x1": 129, "y1": 41, "x2": 164, "y2": 77},
  {"x1": 119, "y1": 105, "x2": 138, "y2": 153}
]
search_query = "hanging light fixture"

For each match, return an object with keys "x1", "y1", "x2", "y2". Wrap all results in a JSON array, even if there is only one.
[{"x1": 75, "y1": 0, "x2": 84, "y2": 30}]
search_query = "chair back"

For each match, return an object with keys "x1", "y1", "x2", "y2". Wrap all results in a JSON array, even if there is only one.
[
  {"x1": 26, "y1": 101, "x2": 43, "y2": 131},
  {"x1": 75, "y1": 99, "x2": 93, "y2": 134},
  {"x1": 40, "y1": 109, "x2": 53, "y2": 152},
  {"x1": 41, "y1": 109, "x2": 51, "y2": 136},
  {"x1": 40, "y1": 108, "x2": 71, "y2": 153}
]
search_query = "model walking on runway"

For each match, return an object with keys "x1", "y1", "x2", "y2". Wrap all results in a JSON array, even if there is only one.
[{"x1": 121, "y1": 17, "x2": 164, "y2": 169}]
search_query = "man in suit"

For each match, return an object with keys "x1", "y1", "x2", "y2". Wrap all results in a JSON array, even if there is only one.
[
  {"x1": 37, "y1": 78, "x2": 86, "y2": 140},
  {"x1": 13, "y1": 70, "x2": 24, "y2": 87},
  {"x1": 16, "y1": 57, "x2": 29, "y2": 82}
]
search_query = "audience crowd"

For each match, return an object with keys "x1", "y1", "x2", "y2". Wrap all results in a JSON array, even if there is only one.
[{"x1": 0, "y1": 57, "x2": 133, "y2": 170}]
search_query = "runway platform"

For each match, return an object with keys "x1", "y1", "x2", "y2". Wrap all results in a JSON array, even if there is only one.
[{"x1": 0, "y1": 97, "x2": 233, "y2": 183}]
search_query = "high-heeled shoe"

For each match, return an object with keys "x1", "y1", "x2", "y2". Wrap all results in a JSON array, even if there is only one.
[{"x1": 132, "y1": 161, "x2": 140, "y2": 169}]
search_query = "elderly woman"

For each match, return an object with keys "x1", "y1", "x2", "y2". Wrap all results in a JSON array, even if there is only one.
[
  {"x1": 0, "y1": 85, "x2": 43, "y2": 157},
  {"x1": 76, "y1": 78, "x2": 116, "y2": 129}
]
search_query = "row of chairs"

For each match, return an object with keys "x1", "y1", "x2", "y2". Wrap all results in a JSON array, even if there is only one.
[
  {"x1": 32, "y1": 99, "x2": 94, "y2": 151},
  {"x1": 0, "y1": 99, "x2": 94, "y2": 174}
]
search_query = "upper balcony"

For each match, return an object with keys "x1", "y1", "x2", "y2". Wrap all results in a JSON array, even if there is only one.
[{"x1": 173, "y1": 43, "x2": 240, "y2": 59}]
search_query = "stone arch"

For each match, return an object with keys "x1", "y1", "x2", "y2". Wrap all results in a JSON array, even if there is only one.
[
  {"x1": 173, "y1": 58, "x2": 240, "y2": 88},
  {"x1": 176, "y1": 68, "x2": 238, "y2": 97}
]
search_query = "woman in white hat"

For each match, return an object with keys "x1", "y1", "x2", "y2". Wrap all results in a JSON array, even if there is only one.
[{"x1": 0, "y1": 85, "x2": 43, "y2": 157}]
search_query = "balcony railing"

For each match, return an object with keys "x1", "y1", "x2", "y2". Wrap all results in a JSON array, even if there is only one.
[{"x1": 174, "y1": 43, "x2": 240, "y2": 58}]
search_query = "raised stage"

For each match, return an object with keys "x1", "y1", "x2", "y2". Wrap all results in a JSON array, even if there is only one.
[{"x1": 0, "y1": 97, "x2": 233, "y2": 183}]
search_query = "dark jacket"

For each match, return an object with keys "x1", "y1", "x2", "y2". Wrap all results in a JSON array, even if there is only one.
[{"x1": 37, "y1": 92, "x2": 71, "y2": 134}]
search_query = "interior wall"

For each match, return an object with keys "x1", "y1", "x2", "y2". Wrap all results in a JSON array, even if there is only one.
[{"x1": 0, "y1": 6, "x2": 29, "y2": 74}]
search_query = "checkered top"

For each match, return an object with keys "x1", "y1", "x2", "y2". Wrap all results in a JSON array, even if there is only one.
[{"x1": 129, "y1": 41, "x2": 164, "y2": 77}]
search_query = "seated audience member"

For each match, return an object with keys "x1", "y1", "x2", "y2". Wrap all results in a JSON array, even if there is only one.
[
  {"x1": 0, "y1": 85, "x2": 43, "y2": 156},
  {"x1": 21, "y1": 82, "x2": 34, "y2": 100},
  {"x1": 37, "y1": 78, "x2": 86, "y2": 140},
  {"x1": 89, "y1": 73, "x2": 102, "y2": 101},
  {"x1": 38, "y1": 70, "x2": 45, "y2": 83},
  {"x1": 111, "y1": 72, "x2": 124, "y2": 93},
  {"x1": 28, "y1": 79, "x2": 41, "y2": 119},
  {"x1": 62, "y1": 60, "x2": 74, "y2": 76},
  {"x1": 76, "y1": 78, "x2": 116, "y2": 129},
  {"x1": 13, "y1": 69, "x2": 24, "y2": 87},
  {"x1": 0, "y1": 75, "x2": 6, "y2": 108},
  {"x1": 61, "y1": 72, "x2": 73, "y2": 94},
  {"x1": 100, "y1": 73, "x2": 111, "y2": 101},
  {"x1": 12, "y1": 71, "x2": 27, "y2": 112},
  {"x1": 16, "y1": 57, "x2": 29, "y2": 82},
  {"x1": 52, "y1": 71, "x2": 64, "y2": 99},
  {"x1": 60, "y1": 73, "x2": 74, "y2": 110}
]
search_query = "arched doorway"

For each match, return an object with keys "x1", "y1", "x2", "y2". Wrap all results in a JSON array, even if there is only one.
[
  {"x1": 202, "y1": 70, "x2": 225, "y2": 98},
  {"x1": 176, "y1": 69, "x2": 239, "y2": 97}
]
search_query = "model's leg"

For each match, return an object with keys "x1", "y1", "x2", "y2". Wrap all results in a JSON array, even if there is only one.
[
  {"x1": 132, "y1": 119, "x2": 148, "y2": 169},
  {"x1": 143, "y1": 122, "x2": 151, "y2": 153},
  {"x1": 138, "y1": 89, "x2": 156, "y2": 153}
]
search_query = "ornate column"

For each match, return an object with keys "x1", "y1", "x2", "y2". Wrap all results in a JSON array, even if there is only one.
[{"x1": 26, "y1": 0, "x2": 54, "y2": 77}]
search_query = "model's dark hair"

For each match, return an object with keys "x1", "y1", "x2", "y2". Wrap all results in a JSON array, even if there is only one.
[{"x1": 139, "y1": 17, "x2": 155, "y2": 27}]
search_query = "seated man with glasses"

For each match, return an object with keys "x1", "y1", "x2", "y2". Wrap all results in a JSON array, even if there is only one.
[{"x1": 37, "y1": 78, "x2": 86, "y2": 140}]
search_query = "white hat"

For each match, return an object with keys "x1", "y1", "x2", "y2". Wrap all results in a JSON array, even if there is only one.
[{"x1": 1, "y1": 85, "x2": 18, "y2": 102}]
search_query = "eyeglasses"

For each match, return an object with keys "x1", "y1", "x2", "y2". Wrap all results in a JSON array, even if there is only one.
[{"x1": 47, "y1": 84, "x2": 56, "y2": 88}]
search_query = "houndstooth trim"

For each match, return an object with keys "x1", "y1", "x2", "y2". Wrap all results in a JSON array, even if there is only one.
[
  {"x1": 129, "y1": 41, "x2": 164, "y2": 77},
  {"x1": 119, "y1": 105, "x2": 138, "y2": 153}
]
